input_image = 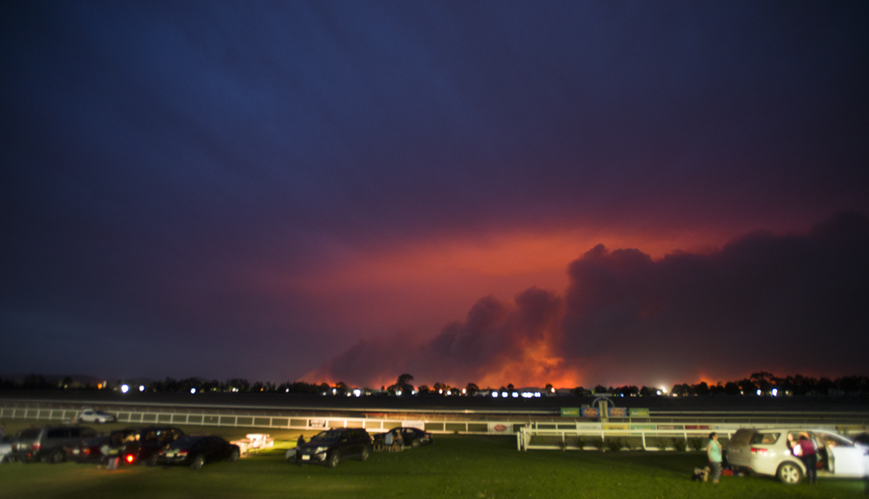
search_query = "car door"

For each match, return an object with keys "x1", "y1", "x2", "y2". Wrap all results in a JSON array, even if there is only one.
[{"x1": 818, "y1": 433, "x2": 866, "y2": 477}]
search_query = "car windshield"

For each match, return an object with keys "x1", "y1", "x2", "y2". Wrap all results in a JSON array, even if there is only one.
[
  {"x1": 311, "y1": 430, "x2": 343, "y2": 442},
  {"x1": 20, "y1": 429, "x2": 41, "y2": 439},
  {"x1": 83, "y1": 436, "x2": 105, "y2": 446},
  {"x1": 170, "y1": 436, "x2": 203, "y2": 449}
]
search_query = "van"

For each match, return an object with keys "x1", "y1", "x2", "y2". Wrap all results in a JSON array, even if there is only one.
[{"x1": 12, "y1": 425, "x2": 98, "y2": 463}]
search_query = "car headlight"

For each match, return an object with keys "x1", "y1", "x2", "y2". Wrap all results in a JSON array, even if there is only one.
[{"x1": 315, "y1": 447, "x2": 328, "y2": 454}]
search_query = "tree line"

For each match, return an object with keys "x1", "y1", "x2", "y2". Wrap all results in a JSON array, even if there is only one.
[{"x1": 1, "y1": 371, "x2": 868, "y2": 398}]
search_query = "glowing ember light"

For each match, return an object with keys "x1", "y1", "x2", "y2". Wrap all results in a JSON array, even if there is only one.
[
  {"x1": 125, "y1": 454, "x2": 135, "y2": 464},
  {"x1": 121, "y1": 384, "x2": 129, "y2": 394}
]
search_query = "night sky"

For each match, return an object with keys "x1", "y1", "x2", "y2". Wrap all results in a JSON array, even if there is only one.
[{"x1": 2, "y1": 1, "x2": 868, "y2": 390}]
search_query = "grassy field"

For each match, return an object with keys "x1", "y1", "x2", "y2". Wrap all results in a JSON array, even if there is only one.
[{"x1": 1, "y1": 420, "x2": 866, "y2": 499}]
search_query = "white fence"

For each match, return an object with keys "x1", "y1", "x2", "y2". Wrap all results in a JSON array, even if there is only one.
[
  {"x1": 3, "y1": 400, "x2": 867, "y2": 446},
  {"x1": 515, "y1": 422, "x2": 866, "y2": 451},
  {"x1": 0, "y1": 403, "x2": 516, "y2": 436}
]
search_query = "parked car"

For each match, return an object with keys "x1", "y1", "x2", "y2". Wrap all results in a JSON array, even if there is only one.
[
  {"x1": 66, "y1": 435, "x2": 111, "y2": 464},
  {"x1": 727, "y1": 428, "x2": 869, "y2": 484},
  {"x1": 105, "y1": 426, "x2": 185, "y2": 466},
  {"x1": 11, "y1": 425, "x2": 98, "y2": 463},
  {"x1": 373, "y1": 427, "x2": 433, "y2": 449},
  {"x1": 78, "y1": 407, "x2": 116, "y2": 424},
  {"x1": 294, "y1": 428, "x2": 372, "y2": 467},
  {"x1": 154, "y1": 435, "x2": 240, "y2": 469}
]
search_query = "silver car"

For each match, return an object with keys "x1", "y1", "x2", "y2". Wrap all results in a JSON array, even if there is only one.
[
  {"x1": 727, "y1": 428, "x2": 869, "y2": 484},
  {"x1": 78, "y1": 407, "x2": 116, "y2": 424}
]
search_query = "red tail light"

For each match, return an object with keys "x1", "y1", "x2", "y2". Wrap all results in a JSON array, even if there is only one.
[
  {"x1": 125, "y1": 454, "x2": 136, "y2": 464},
  {"x1": 750, "y1": 447, "x2": 768, "y2": 455},
  {"x1": 178, "y1": 450, "x2": 188, "y2": 455},
  {"x1": 32, "y1": 443, "x2": 41, "y2": 452},
  {"x1": 83, "y1": 449, "x2": 91, "y2": 455}
]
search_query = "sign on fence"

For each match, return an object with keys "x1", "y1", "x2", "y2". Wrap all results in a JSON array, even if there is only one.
[
  {"x1": 608, "y1": 407, "x2": 627, "y2": 418},
  {"x1": 629, "y1": 408, "x2": 650, "y2": 417},
  {"x1": 581, "y1": 407, "x2": 599, "y2": 418},
  {"x1": 560, "y1": 408, "x2": 580, "y2": 417}
]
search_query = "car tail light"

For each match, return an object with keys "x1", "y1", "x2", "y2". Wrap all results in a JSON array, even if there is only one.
[
  {"x1": 125, "y1": 454, "x2": 136, "y2": 464},
  {"x1": 178, "y1": 450, "x2": 188, "y2": 456},
  {"x1": 32, "y1": 443, "x2": 41, "y2": 452},
  {"x1": 750, "y1": 447, "x2": 768, "y2": 455},
  {"x1": 83, "y1": 448, "x2": 91, "y2": 455}
]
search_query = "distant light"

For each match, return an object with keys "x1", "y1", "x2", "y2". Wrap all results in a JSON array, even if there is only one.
[
  {"x1": 332, "y1": 388, "x2": 337, "y2": 395},
  {"x1": 396, "y1": 390, "x2": 402, "y2": 396},
  {"x1": 501, "y1": 392, "x2": 508, "y2": 398},
  {"x1": 353, "y1": 389, "x2": 361, "y2": 397},
  {"x1": 659, "y1": 387, "x2": 667, "y2": 394},
  {"x1": 492, "y1": 392, "x2": 499, "y2": 398},
  {"x1": 121, "y1": 384, "x2": 129, "y2": 394},
  {"x1": 772, "y1": 388, "x2": 778, "y2": 397},
  {"x1": 535, "y1": 392, "x2": 541, "y2": 398},
  {"x1": 462, "y1": 388, "x2": 467, "y2": 394},
  {"x1": 551, "y1": 387, "x2": 556, "y2": 393},
  {"x1": 511, "y1": 392, "x2": 519, "y2": 398},
  {"x1": 757, "y1": 389, "x2": 762, "y2": 396},
  {"x1": 139, "y1": 385, "x2": 145, "y2": 392},
  {"x1": 656, "y1": 390, "x2": 661, "y2": 396},
  {"x1": 190, "y1": 388, "x2": 196, "y2": 394},
  {"x1": 286, "y1": 388, "x2": 290, "y2": 392},
  {"x1": 438, "y1": 389, "x2": 443, "y2": 394}
]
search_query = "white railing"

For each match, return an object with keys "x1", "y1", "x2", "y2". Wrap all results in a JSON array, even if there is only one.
[{"x1": 514, "y1": 423, "x2": 860, "y2": 451}]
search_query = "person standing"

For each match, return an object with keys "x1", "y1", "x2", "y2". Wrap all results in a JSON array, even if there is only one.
[
  {"x1": 706, "y1": 432, "x2": 722, "y2": 484},
  {"x1": 797, "y1": 435, "x2": 817, "y2": 484}
]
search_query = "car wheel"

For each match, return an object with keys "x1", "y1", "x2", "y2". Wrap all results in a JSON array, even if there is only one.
[
  {"x1": 777, "y1": 462, "x2": 803, "y2": 484},
  {"x1": 359, "y1": 447, "x2": 370, "y2": 462},
  {"x1": 190, "y1": 454, "x2": 206, "y2": 470},
  {"x1": 411, "y1": 439, "x2": 421, "y2": 448},
  {"x1": 325, "y1": 452, "x2": 339, "y2": 468},
  {"x1": 228, "y1": 449, "x2": 240, "y2": 463},
  {"x1": 49, "y1": 450, "x2": 65, "y2": 464}
]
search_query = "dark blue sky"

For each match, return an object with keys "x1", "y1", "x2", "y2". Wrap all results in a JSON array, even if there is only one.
[{"x1": 2, "y1": 1, "x2": 868, "y2": 388}]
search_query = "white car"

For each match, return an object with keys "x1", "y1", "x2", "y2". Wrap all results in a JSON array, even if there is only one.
[
  {"x1": 78, "y1": 407, "x2": 116, "y2": 424},
  {"x1": 727, "y1": 428, "x2": 869, "y2": 484},
  {"x1": 0, "y1": 438, "x2": 12, "y2": 463}
]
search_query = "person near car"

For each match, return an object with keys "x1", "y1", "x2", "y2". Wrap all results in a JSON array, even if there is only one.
[
  {"x1": 384, "y1": 431, "x2": 394, "y2": 451},
  {"x1": 297, "y1": 434, "x2": 305, "y2": 447},
  {"x1": 705, "y1": 432, "x2": 722, "y2": 483},
  {"x1": 797, "y1": 435, "x2": 817, "y2": 484}
]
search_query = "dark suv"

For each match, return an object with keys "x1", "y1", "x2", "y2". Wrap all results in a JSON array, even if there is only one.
[
  {"x1": 12, "y1": 425, "x2": 98, "y2": 463},
  {"x1": 105, "y1": 426, "x2": 185, "y2": 465},
  {"x1": 294, "y1": 428, "x2": 372, "y2": 467}
]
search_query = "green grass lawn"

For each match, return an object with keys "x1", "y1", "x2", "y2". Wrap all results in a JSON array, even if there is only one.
[{"x1": 1, "y1": 420, "x2": 866, "y2": 499}]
